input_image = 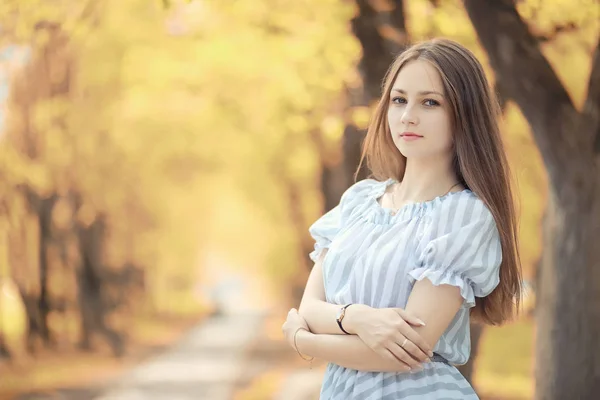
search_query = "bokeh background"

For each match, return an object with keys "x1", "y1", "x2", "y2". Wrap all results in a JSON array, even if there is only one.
[{"x1": 0, "y1": 0, "x2": 598, "y2": 399}]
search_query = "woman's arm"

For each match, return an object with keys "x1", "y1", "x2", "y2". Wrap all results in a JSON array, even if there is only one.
[
  {"x1": 295, "y1": 248, "x2": 431, "y2": 371},
  {"x1": 403, "y1": 278, "x2": 464, "y2": 346},
  {"x1": 294, "y1": 278, "x2": 463, "y2": 372},
  {"x1": 298, "y1": 250, "x2": 426, "y2": 338},
  {"x1": 298, "y1": 249, "x2": 348, "y2": 335},
  {"x1": 295, "y1": 329, "x2": 415, "y2": 373}
]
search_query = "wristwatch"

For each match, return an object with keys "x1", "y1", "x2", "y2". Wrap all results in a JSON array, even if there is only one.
[{"x1": 336, "y1": 303, "x2": 353, "y2": 334}]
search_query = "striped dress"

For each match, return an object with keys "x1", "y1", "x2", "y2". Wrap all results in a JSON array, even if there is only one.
[{"x1": 309, "y1": 178, "x2": 502, "y2": 400}]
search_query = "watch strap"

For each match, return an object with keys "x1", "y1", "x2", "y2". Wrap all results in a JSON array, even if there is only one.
[{"x1": 336, "y1": 303, "x2": 353, "y2": 335}]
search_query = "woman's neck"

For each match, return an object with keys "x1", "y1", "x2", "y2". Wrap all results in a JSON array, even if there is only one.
[{"x1": 393, "y1": 155, "x2": 461, "y2": 203}]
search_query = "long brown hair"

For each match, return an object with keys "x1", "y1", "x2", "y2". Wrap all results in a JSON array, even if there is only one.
[{"x1": 357, "y1": 38, "x2": 522, "y2": 325}]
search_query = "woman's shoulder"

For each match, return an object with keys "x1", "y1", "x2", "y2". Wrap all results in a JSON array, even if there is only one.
[
  {"x1": 334, "y1": 178, "x2": 391, "y2": 219},
  {"x1": 434, "y1": 189, "x2": 495, "y2": 224},
  {"x1": 341, "y1": 178, "x2": 389, "y2": 203}
]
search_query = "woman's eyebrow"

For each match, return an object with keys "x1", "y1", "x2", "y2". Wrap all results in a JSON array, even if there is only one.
[{"x1": 391, "y1": 88, "x2": 444, "y2": 96}]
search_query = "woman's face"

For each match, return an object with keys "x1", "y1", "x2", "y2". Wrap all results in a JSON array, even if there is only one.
[{"x1": 387, "y1": 59, "x2": 454, "y2": 160}]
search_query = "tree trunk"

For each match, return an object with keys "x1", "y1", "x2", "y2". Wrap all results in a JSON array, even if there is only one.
[
  {"x1": 37, "y1": 194, "x2": 58, "y2": 347},
  {"x1": 535, "y1": 182, "x2": 599, "y2": 398},
  {"x1": 456, "y1": 322, "x2": 484, "y2": 385},
  {"x1": 0, "y1": 290, "x2": 12, "y2": 360},
  {"x1": 76, "y1": 214, "x2": 124, "y2": 357},
  {"x1": 284, "y1": 178, "x2": 317, "y2": 303},
  {"x1": 4, "y1": 22, "x2": 73, "y2": 353},
  {"x1": 320, "y1": 161, "x2": 349, "y2": 213},
  {"x1": 0, "y1": 333, "x2": 11, "y2": 360},
  {"x1": 322, "y1": 0, "x2": 410, "y2": 208},
  {"x1": 7, "y1": 210, "x2": 42, "y2": 354},
  {"x1": 464, "y1": 1, "x2": 600, "y2": 398},
  {"x1": 19, "y1": 289, "x2": 43, "y2": 353}
]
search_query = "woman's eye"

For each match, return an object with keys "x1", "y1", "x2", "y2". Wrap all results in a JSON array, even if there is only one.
[
  {"x1": 423, "y1": 99, "x2": 440, "y2": 107},
  {"x1": 391, "y1": 97, "x2": 407, "y2": 104}
]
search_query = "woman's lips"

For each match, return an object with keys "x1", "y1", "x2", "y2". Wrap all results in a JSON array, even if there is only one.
[{"x1": 400, "y1": 132, "x2": 423, "y2": 141}]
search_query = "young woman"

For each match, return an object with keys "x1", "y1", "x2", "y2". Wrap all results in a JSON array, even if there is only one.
[{"x1": 281, "y1": 38, "x2": 522, "y2": 399}]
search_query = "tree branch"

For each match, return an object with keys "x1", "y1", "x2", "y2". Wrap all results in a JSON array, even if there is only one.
[
  {"x1": 463, "y1": 0, "x2": 580, "y2": 181},
  {"x1": 534, "y1": 21, "x2": 579, "y2": 43}
]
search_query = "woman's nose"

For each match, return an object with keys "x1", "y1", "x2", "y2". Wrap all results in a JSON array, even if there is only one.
[{"x1": 400, "y1": 105, "x2": 418, "y2": 126}]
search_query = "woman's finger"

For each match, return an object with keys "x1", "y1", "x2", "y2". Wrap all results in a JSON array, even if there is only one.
[
  {"x1": 392, "y1": 316, "x2": 433, "y2": 356},
  {"x1": 399, "y1": 326, "x2": 434, "y2": 357},
  {"x1": 379, "y1": 348, "x2": 411, "y2": 372},
  {"x1": 395, "y1": 333, "x2": 430, "y2": 362},
  {"x1": 392, "y1": 308, "x2": 426, "y2": 327},
  {"x1": 387, "y1": 341, "x2": 422, "y2": 370}
]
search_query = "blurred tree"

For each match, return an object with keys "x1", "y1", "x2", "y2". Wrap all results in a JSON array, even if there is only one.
[
  {"x1": 321, "y1": 0, "x2": 409, "y2": 210},
  {"x1": 192, "y1": 0, "x2": 359, "y2": 300},
  {"x1": 2, "y1": 11, "x2": 129, "y2": 355},
  {"x1": 0, "y1": 0, "x2": 361, "y2": 360},
  {"x1": 3, "y1": 20, "x2": 71, "y2": 351},
  {"x1": 0, "y1": 0, "x2": 219, "y2": 357},
  {"x1": 464, "y1": 0, "x2": 600, "y2": 398}
]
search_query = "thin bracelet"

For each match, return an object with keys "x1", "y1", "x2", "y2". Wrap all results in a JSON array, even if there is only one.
[{"x1": 293, "y1": 327, "x2": 314, "y2": 362}]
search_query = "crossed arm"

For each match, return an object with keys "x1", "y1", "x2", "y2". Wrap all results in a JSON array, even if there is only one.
[{"x1": 296, "y1": 249, "x2": 464, "y2": 373}]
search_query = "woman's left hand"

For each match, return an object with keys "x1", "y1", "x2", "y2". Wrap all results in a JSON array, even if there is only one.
[{"x1": 282, "y1": 308, "x2": 309, "y2": 347}]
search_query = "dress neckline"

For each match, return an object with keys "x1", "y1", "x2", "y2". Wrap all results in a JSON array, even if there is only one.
[{"x1": 370, "y1": 178, "x2": 470, "y2": 219}]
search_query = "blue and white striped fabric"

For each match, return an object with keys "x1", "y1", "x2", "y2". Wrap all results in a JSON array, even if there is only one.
[{"x1": 309, "y1": 178, "x2": 502, "y2": 400}]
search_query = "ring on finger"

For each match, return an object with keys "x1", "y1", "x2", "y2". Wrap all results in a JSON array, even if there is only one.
[{"x1": 400, "y1": 338, "x2": 408, "y2": 348}]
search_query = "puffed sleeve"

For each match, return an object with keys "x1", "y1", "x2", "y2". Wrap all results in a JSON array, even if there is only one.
[
  {"x1": 408, "y1": 194, "x2": 502, "y2": 308},
  {"x1": 308, "y1": 179, "x2": 378, "y2": 263},
  {"x1": 308, "y1": 205, "x2": 341, "y2": 263}
]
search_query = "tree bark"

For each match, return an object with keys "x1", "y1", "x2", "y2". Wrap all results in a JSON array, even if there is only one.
[{"x1": 464, "y1": 1, "x2": 600, "y2": 398}]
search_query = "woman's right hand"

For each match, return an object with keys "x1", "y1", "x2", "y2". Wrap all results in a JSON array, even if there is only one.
[{"x1": 345, "y1": 305, "x2": 434, "y2": 370}]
